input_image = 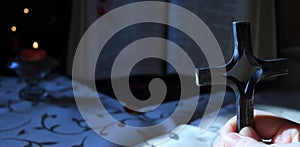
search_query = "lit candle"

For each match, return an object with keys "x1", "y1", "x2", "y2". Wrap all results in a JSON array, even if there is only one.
[
  {"x1": 21, "y1": 42, "x2": 46, "y2": 61},
  {"x1": 11, "y1": 26, "x2": 17, "y2": 32},
  {"x1": 23, "y1": 8, "x2": 29, "y2": 14}
]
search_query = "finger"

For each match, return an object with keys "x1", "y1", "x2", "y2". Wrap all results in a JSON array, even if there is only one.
[
  {"x1": 273, "y1": 127, "x2": 300, "y2": 144},
  {"x1": 239, "y1": 127, "x2": 261, "y2": 141},
  {"x1": 221, "y1": 110, "x2": 300, "y2": 139},
  {"x1": 220, "y1": 116, "x2": 237, "y2": 137},
  {"x1": 273, "y1": 142, "x2": 300, "y2": 147},
  {"x1": 254, "y1": 111, "x2": 300, "y2": 139},
  {"x1": 222, "y1": 132, "x2": 267, "y2": 147},
  {"x1": 220, "y1": 132, "x2": 300, "y2": 147},
  {"x1": 219, "y1": 110, "x2": 272, "y2": 137}
]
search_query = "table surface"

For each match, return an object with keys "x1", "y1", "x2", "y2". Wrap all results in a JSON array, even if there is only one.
[
  {"x1": 1, "y1": 75, "x2": 299, "y2": 146},
  {"x1": 0, "y1": 75, "x2": 236, "y2": 146}
]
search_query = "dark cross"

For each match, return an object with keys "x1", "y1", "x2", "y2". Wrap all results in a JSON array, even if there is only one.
[{"x1": 195, "y1": 21, "x2": 288, "y2": 132}]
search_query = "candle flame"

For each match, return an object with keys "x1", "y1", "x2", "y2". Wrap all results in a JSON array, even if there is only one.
[
  {"x1": 11, "y1": 26, "x2": 17, "y2": 32},
  {"x1": 33, "y1": 42, "x2": 39, "y2": 49},
  {"x1": 24, "y1": 8, "x2": 29, "y2": 14}
]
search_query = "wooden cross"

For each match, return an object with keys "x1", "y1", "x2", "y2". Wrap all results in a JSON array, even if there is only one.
[{"x1": 195, "y1": 21, "x2": 288, "y2": 132}]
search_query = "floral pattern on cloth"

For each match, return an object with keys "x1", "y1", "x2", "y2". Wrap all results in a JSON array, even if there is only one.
[{"x1": 0, "y1": 75, "x2": 237, "y2": 146}]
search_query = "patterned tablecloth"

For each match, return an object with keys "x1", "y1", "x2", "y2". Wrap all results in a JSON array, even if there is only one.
[
  {"x1": 0, "y1": 75, "x2": 238, "y2": 146},
  {"x1": 3, "y1": 75, "x2": 299, "y2": 147},
  {"x1": 0, "y1": 76, "x2": 108, "y2": 146}
]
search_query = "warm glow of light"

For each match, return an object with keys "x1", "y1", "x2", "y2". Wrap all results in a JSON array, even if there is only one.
[
  {"x1": 33, "y1": 42, "x2": 39, "y2": 49},
  {"x1": 11, "y1": 26, "x2": 17, "y2": 32},
  {"x1": 24, "y1": 8, "x2": 29, "y2": 14}
]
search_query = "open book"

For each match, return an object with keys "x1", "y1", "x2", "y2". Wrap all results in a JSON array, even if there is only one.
[
  {"x1": 68, "y1": 0, "x2": 277, "y2": 81},
  {"x1": 135, "y1": 104, "x2": 300, "y2": 147}
]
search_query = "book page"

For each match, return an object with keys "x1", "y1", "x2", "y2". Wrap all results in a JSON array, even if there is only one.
[
  {"x1": 135, "y1": 104, "x2": 300, "y2": 147},
  {"x1": 135, "y1": 114, "x2": 234, "y2": 147}
]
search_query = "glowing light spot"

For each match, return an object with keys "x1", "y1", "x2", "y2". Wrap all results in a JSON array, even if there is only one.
[
  {"x1": 11, "y1": 26, "x2": 17, "y2": 32},
  {"x1": 33, "y1": 42, "x2": 39, "y2": 49},
  {"x1": 24, "y1": 8, "x2": 29, "y2": 14}
]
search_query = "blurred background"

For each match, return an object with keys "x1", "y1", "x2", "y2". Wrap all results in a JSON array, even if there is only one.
[
  {"x1": 0, "y1": 1, "x2": 299, "y2": 146},
  {"x1": 0, "y1": 0, "x2": 299, "y2": 96},
  {"x1": 0, "y1": 0, "x2": 71, "y2": 75}
]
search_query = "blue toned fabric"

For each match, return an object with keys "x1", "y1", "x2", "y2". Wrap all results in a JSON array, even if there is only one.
[{"x1": 0, "y1": 75, "x2": 236, "y2": 146}]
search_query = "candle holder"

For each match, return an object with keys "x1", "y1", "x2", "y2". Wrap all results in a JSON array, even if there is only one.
[{"x1": 8, "y1": 56, "x2": 58, "y2": 102}]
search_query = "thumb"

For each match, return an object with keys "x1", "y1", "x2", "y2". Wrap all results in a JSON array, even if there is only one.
[
  {"x1": 239, "y1": 127, "x2": 262, "y2": 141},
  {"x1": 223, "y1": 132, "x2": 266, "y2": 147}
]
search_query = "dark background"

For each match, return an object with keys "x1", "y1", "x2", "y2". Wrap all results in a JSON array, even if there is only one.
[
  {"x1": 0, "y1": 0, "x2": 299, "y2": 75},
  {"x1": 277, "y1": 0, "x2": 300, "y2": 49},
  {"x1": 0, "y1": 0, "x2": 72, "y2": 75}
]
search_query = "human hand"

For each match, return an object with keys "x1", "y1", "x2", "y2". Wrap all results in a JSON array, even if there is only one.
[{"x1": 215, "y1": 110, "x2": 300, "y2": 147}]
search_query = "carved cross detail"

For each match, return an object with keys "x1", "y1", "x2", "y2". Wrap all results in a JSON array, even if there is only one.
[{"x1": 195, "y1": 21, "x2": 288, "y2": 132}]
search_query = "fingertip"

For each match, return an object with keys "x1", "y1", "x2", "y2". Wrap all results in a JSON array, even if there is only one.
[
  {"x1": 223, "y1": 133, "x2": 241, "y2": 147},
  {"x1": 273, "y1": 128, "x2": 300, "y2": 143},
  {"x1": 239, "y1": 127, "x2": 261, "y2": 141},
  {"x1": 220, "y1": 116, "x2": 237, "y2": 137},
  {"x1": 223, "y1": 132, "x2": 267, "y2": 147}
]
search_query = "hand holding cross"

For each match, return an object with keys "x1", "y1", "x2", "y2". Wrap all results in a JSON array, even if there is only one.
[{"x1": 195, "y1": 21, "x2": 288, "y2": 132}]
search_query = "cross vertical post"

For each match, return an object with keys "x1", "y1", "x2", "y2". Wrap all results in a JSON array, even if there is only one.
[{"x1": 195, "y1": 21, "x2": 288, "y2": 132}]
